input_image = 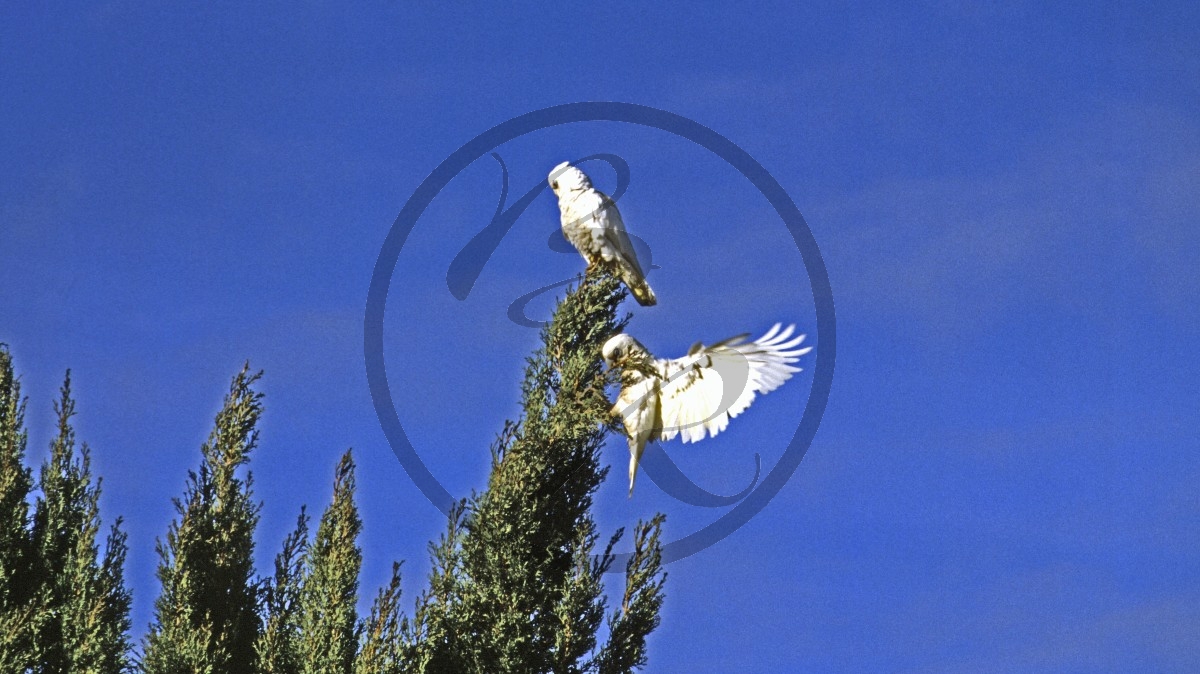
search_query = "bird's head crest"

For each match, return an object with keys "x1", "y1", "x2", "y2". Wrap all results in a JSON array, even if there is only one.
[
  {"x1": 602, "y1": 333, "x2": 645, "y2": 367},
  {"x1": 548, "y1": 161, "x2": 591, "y2": 196}
]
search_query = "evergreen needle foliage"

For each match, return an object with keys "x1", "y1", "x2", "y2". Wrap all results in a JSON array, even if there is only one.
[
  {"x1": 298, "y1": 450, "x2": 364, "y2": 674},
  {"x1": 595, "y1": 515, "x2": 666, "y2": 674},
  {"x1": 408, "y1": 270, "x2": 668, "y2": 674},
  {"x1": 0, "y1": 345, "x2": 35, "y2": 671},
  {"x1": 31, "y1": 373, "x2": 133, "y2": 673},
  {"x1": 355, "y1": 562, "x2": 408, "y2": 674},
  {"x1": 0, "y1": 351, "x2": 133, "y2": 673},
  {"x1": 142, "y1": 365, "x2": 265, "y2": 673},
  {"x1": 257, "y1": 508, "x2": 309, "y2": 674},
  {"x1": 0, "y1": 268, "x2": 670, "y2": 672}
]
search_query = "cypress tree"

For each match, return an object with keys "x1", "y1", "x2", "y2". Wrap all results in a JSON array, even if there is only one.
[
  {"x1": 297, "y1": 450, "x2": 363, "y2": 674},
  {"x1": 30, "y1": 372, "x2": 133, "y2": 673},
  {"x1": 0, "y1": 269, "x2": 671, "y2": 672},
  {"x1": 0, "y1": 345, "x2": 36, "y2": 671},
  {"x1": 142, "y1": 366, "x2": 264, "y2": 673},
  {"x1": 354, "y1": 562, "x2": 408, "y2": 674},
  {"x1": 258, "y1": 509, "x2": 309, "y2": 674},
  {"x1": 405, "y1": 504, "x2": 468, "y2": 673},
  {"x1": 594, "y1": 515, "x2": 667, "y2": 674},
  {"x1": 409, "y1": 270, "x2": 668, "y2": 673}
]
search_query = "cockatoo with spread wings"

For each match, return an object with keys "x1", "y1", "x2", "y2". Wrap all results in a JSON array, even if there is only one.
[
  {"x1": 603, "y1": 324, "x2": 812, "y2": 496},
  {"x1": 549, "y1": 161, "x2": 657, "y2": 306}
]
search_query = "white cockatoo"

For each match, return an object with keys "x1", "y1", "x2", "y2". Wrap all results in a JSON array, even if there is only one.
[
  {"x1": 602, "y1": 324, "x2": 812, "y2": 495},
  {"x1": 548, "y1": 161, "x2": 657, "y2": 306}
]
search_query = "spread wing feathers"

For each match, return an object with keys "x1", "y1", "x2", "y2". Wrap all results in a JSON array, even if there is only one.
[{"x1": 655, "y1": 324, "x2": 812, "y2": 444}]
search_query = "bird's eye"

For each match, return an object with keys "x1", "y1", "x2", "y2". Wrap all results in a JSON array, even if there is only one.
[{"x1": 551, "y1": 181, "x2": 559, "y2": 190}]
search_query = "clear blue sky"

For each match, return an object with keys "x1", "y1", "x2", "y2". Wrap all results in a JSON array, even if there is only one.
[{"x1": 3, "y1": 2, "x2": 1198, "y2": 671}]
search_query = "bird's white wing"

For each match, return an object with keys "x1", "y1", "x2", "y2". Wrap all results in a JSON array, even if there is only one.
[
  {"x1": 594, "y1": 194, "x2": 648, "y2": 278},
  {"x1": 657, "y1": 324, "x2": 812, "y2": 444}
]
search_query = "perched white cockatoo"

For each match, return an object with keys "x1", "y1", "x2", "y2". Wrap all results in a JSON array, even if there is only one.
[
  {"x1": 548, "y1": 161, "x2": 657, "y2": 306},
  {"x1": 602, "y1": 324, "x2": 812, "y2": 496}
]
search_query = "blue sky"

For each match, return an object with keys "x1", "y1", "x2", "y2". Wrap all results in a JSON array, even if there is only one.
[{"x1": 2, "y1": 2, "x2": 1198, "y2": 671}]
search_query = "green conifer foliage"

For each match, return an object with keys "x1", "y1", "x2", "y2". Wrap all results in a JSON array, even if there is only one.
[
  {"x1": 258, "y1": 509, "x2": 310, "y2": 674},
  {"x1": 0, "y1": 345, "x2": 36, "y2": 671},
  {"x1": 405, "y1": 504, "x2": 467, "y2": 673},
  {"x1": 298, "y1": 450, "x2": 363, "y2": 674},
  {"x1": 594, "y1": 515, "x2": 666, "y2": 674},
  {"x1": 1, "y1": 269, "x2": 671, "y2": 673},
  {"x1": 355, "y1": 562, "x2": 408, "y2": 674},
  {"x1": 142, "y1": 366, "x2": 264, "y2": 673},
  {"x1": 30, "y1": 372, "x2": 133, "y2": 673},
  {"x1": 409, "y1": 271, "x2": 668, "y2": 674}
]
